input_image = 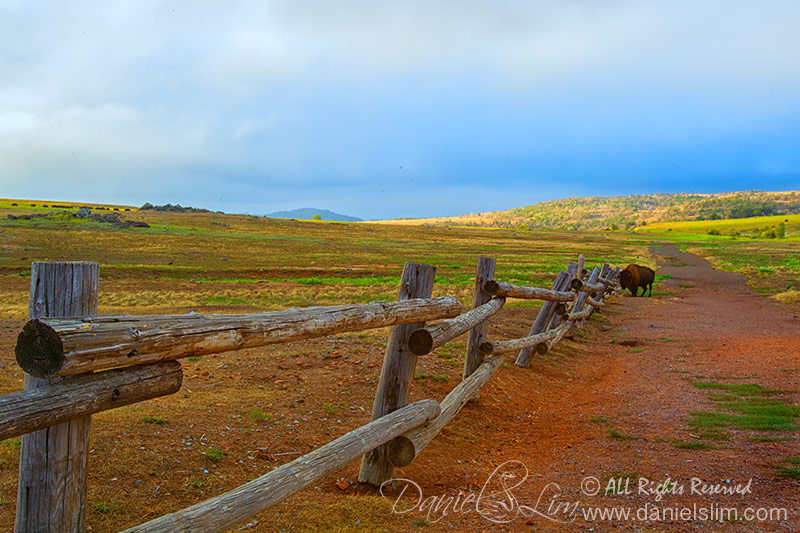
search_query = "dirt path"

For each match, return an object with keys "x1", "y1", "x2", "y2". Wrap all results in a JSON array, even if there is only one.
[{"x1": 387, "y1": 245, "x2": 800, "y2": 532}]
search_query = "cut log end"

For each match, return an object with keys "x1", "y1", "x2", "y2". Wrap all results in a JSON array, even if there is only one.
[
  {"x1": 479, "y1": 342, "x2": 494, "y2": 356},
  {"x1": 536, "y1": 342, "x2": 549, "y2": 355},
  {"x1": 408, "y1": 329, "x2": 434, "y2": 356},
  {"x1": 570, "y1": 278, "x2": 583, "y2": 291},
  {"x1": 483, "y1": 280, "x2": 500, "y2": 295},
  {"x1": 555, "y1": 303, "x2": 567, "y2": 316},
  {"x1": 15, "y1": 319, "x2": 65, "y2": 378},
  {"x1": 387, "y1": 436, "x2": 417, "y2": 467}
]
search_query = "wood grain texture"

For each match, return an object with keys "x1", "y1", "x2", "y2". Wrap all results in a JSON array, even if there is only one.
[
  {"x1": 566, "y1": 267, "x2": 600, "y2": 323},
  {"x1": 570, "y1": 278, "x2": 605, "y2": 293},
  {"x1": 0, "y1": 362, "x2": 182, "y2": 441},
  {"x1": 408, "y1": 297, "x2": 505, "y2": 356},
  {"x1": 388, "y1": 356, "x2": 504, "y2": 467},
  {"x1": 462, "y1": 257, "x2": 496, "y2": 392},
  {"x1": 16, "y1": 262, "x2": 98, "y2": 533},
  {"x1": 549, "y1": 263, "x2": 578, "y2": 330},
  {"x1": 484, "y1": 280, "x2": 576, "y2": 302},
  {"x1": 514, "y1": 270, "x2": 569, "y2": 367},
  {"x1": 480, "y1": 327, "x2": 563, "y2": 356},
  {"x1": 125, "y1": 400, "x2": 440, "y2": 533},
  {"x1": 16, "y1": 296, "x2": 462, "y2": 378},
  {"x1": 535, "y1": 322, "x2": 572, "y2": 354},
  {"x1": 359, "y1": 263, "x2": 436, "y2": 486}
]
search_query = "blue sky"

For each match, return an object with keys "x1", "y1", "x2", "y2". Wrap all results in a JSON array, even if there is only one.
[{"x1": 1, "y1": 1, "x2": 799, "y2": 219}]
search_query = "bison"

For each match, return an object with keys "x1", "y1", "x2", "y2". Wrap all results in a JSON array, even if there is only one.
[{"x1": 619, "y1": 264, "x2": 655, "y2": 297}]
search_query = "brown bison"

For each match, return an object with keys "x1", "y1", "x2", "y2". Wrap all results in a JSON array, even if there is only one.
[{"x1": 619, "y1": 264, "x2": 655, "y2": 297}]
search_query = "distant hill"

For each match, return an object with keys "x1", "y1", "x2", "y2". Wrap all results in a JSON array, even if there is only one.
[
  {"x1": 385, "y1": 190, "x2": 800, "y2": 230},
  {"x1": 264, "y1": 208, "x2": 363, "y2": 222}
]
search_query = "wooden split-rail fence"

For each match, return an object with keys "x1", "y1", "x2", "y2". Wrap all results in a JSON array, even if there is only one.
[{"x1": 1, "y1": 256, "x2": 620, "y2": 532}]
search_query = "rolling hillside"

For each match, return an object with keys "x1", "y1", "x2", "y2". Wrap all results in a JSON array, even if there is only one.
[{"x1": 387, "y1": 190, "x2": 800, "y2": 230}]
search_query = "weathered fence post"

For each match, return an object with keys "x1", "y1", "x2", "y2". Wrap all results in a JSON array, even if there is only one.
[
  {"x1": 16, "y1": 262, "x2": 98, "y2": 532},
  {"x1": 550, "y1": 262, "x2": 578, "y2": 329},
  {"x1": 358, "y1": 262, "x2": 436, "y2": 486},
  {"x1": 462, "y1": 257, "x2": 496, "y2": 400},
  {"x1": 577, "y1": 253, "x2": 586, "y2": 280},
  {"x1": 515, "y1": 270, "x2": 569, "y2": 367}
]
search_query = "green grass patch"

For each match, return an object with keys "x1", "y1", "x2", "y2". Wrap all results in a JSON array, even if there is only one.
[
  {"x1": 775, "y1": 457, "x2": 800, "y2": 478},
  {"x1": 414, "y1": 373, "x2": 450, "y2": 383},
  {"x1": 142, "y1": 416, "x2": 166, "y2": 424},
  {"x1": 589, "y1": 417, "x2": 608, "y2": 423},
  {"x1": 249, "y1": 409, "x2": 271, "y2": 421},
  {"x1": 289, "y1": 275, "x2": 401, "y2": 286},
  {"x1": 750, "y1": 436, "x2": 793, "y2": 442},
  {"x1": 689, "y1": 411, "x2": 797, "y2": 431},
  {"x1": 695, "y1": 428, "x2": 732, "y2": 440},
  {"x1": 673, "y1": 440, "x2": 718, "y2": 450},
  {"x1": 200, "y1": 295, "x2": 252, "y2": 305},
  {"x1": 719, "y1": 398, "x2": 800, "y2": 418},
  {"x1": 775, "y1": 466, "x2": 800, "y2": 478},
  {"x1": 607, "y1": 428, "x2": 639, "y2": 440},
  {"x1": 708, "y1": 393, "x2": 739, "y2": 402},
  {"x1": 1, "y1": 438, "x2": 21, "y2": 449},
  {"x1": 692, "y1": 381, "x2": 780, "y2": 395},
  {"x1": 91, "y1": 502, "x2": 111, "y2": 513},
  {"x1": 752, "y1": 286, "x2": 781, "y2": 293},
  {"x1": 196, "y1": 277, "x2": 261, "y2": 284},
  {"x1": 203, "y1": 445, "x2": 225, "y2": 461}
]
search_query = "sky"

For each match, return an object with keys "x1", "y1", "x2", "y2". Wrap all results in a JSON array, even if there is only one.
[{"x1": 1, "y1": 1, "x2": 799, "y2": 220}]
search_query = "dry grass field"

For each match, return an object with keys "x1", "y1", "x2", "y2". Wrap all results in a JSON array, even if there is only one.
[{"x1": 1, "y1": 200, "x2": 800, "y2": 531}]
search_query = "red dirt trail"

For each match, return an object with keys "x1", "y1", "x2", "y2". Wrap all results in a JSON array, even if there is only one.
[{"x1": 386, "y1": 244, "x2": 800, "y2": 532}]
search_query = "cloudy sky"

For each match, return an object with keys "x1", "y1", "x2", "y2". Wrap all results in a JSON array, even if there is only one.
[{"x1": 1, "y1": 1, "x2": 799, "y2": 219}]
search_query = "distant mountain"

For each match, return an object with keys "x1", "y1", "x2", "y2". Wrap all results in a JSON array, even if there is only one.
[
  {"x1": 385, "y1": 190, "x2": 800, "y2": 230},
  {"x1": 264, "y1": 208, "x2": 363, "y2": 222}
]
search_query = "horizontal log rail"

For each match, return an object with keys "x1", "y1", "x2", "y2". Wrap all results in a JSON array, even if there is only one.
[
  {"x1": 0, "y1": 362, "x2": 182, "y2": 441},
  {"x1": 483, "y1": 280, "x2": 575, "y2": 302},
  {"x1": 478, "y1": 328, "x2": 562, "y2": 356},
  {"x1": 566, "y1": 305, "x2": 594, "y2": 322},
  {"x1": 597, "y1": 276, "x2": 616, "y2": 287},
  {"x1": 408, "y1": 297, "x2": 505, "y2": 356},
  {"x1": 536, "y1": 322, "x2": 572, "y2": 354},
  {"x1": 124, "y1": 399, "x2": 440, "y2": 533},
  {"x1": 387, "y1": 356, "x2": 503, "y2": 467},
  {"x1": 569, "y1": 278, "x2": 605, "y2": 293},
  {"x1": 16, "y1": 297, "x2": 463, "y2": 378},
  {"x1": 586, "y1": 296, "x2": 605, "y2": 308}
]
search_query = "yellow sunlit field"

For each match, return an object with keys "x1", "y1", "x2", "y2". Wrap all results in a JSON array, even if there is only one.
[{"x1": 642, "y1": 214, "x2": 800, "y2": 237}]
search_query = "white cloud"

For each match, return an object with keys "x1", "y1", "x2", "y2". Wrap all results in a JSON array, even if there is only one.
[{"x1": 0, "y1": 1, "x2": 798, "y2": 217}]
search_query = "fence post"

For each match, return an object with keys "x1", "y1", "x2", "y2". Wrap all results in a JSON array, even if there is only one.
[
  {"x1": 358, "y1": 262, "x2": 436, "y2": 486},
  {"x1": 515, "y1": 270, "x2": 569, "y2": 367},
  {"x1": 16, "y1": 262, "x2": 98, "y2": 533},
  {"x1": 577, "y1": 253, "x2": 586, "y2": 280},
  {"x1": 462, "y1": 257, "x2": 496, "y2": 399}
]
